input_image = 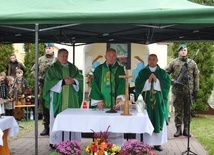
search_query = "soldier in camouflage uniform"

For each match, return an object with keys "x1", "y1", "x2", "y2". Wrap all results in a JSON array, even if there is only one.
[
  {"x1": 165, "y1": 44, "x2": 199, "y2": 137},
  {"x1": 31, "y1": 43, "x2": 56, "y2": 136}
]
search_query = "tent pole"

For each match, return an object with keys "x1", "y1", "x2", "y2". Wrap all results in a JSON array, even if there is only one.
[
  {"x1": 73, "y1": 42, "x2": 75, "y2": 64},
  {"x1": 34, "y1": 24, "x2": 39, "y2": 155}
]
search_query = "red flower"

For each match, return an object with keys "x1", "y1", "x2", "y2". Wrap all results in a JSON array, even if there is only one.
[{"x1": 90, "y1": 142, "x2": 97, "y2": 152}]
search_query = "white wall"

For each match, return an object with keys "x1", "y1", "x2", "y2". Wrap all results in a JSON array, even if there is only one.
[
  {"x1": 13, "y1": 43, "x2": 25, "y2": 63},
  {"x1": 148, "y1": 43, "x2": 168, "y2": 68}
]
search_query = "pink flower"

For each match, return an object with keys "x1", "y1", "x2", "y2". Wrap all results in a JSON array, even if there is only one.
[
  {"x1": 119, "y1": 140, "x2": 156, "y2": 155},
  {"x1": 54, "y1": 140, "x2": 81, "y2": 155}
]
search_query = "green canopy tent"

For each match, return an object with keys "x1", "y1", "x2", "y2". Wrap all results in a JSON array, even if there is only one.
[
  {"x1": 1, "y1": 0, "x2": 213, "y2": 24},
  {"x1": 0, "y1": 0, "x2": 214, "y2": 44},
  {"x1": 0, "y1": 0, "x2": 214, "y2": 154}
]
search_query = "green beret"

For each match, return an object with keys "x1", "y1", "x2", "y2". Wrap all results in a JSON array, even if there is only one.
[
  {"x1": 177, "y1": 44, "x2": 187, "y2": 52},
  {"x1": 44, "y1": 43, "x2": 54, "y2": 48}
]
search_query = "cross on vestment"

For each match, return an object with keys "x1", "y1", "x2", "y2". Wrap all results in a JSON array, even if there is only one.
[
  {"x1": 119, "y1": 69, "x2": 133, "y2": 116},
  {"x1": 53, "y1": 133, "x2": 59, "y2": 140}
]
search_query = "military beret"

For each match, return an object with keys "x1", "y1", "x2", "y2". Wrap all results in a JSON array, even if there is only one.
[
  {"x1": 177, "y1": 44, "x2": 187, "y2": 52},
  {"x1": 44, "y1": 43, "x2": 54, "y2": 48}
]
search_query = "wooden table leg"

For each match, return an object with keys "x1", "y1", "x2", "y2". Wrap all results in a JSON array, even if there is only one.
[{"x1": 0, "y1": 129, "x2": 10, "y2": 155}]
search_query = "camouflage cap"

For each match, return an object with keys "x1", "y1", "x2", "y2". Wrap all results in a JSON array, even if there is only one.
[
  {"x1": 44, "y1": 43, "x2": 54, "y2": 48},
  {"x1": 177, "y1": 44, "x2": 187, "y2": 52}
]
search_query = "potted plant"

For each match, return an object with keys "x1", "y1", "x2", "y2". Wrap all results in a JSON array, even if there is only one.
[
  {"x1": 51, "y1": 140, "x2": 81, "y2": 155},
  {"x1": 118, "y1": 139, "x2": 156, "y2": 155}
]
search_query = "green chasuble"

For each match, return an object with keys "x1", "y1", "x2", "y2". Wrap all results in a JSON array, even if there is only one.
[
  {"x1": 135, "y1": 65, "x2": 171, "y2": 133},
  {"x1": 43, "y1": 60, "x2": 83, "y2": 117},
  {"x1": 89, "y1": 61, "x2": 125, "y2": 108}
]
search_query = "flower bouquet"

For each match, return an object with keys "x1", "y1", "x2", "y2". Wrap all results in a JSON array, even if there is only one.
[
  {"x1": 51, "y1": 140, "x2": 82, "y2": 155},
  {"x1": 118, "y1": 139, "x2": 156, "y2": 155},
  {"x1": 85, "y1": 138, "x2": 121, "y2": 155},
  {"x1": 85, "y1": 126, "x2": 121, "y2": 155}
]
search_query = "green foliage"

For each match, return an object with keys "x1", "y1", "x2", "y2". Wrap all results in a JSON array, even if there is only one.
[
  {"x1": 190, "y1": 0, "x2": 214, "y2": 6},
  {"x1": 170, "y1": 42, "x2": 214, "y2": 112},
  {"x1": 167, "y1": 43, "x2": 174, "y2": 63},
  {"x1": 24, "y1": 43, "x2": 45, "y2": 90},
  {"x1": 0, "y1": 44, "x2": 14, "y2": 72}
]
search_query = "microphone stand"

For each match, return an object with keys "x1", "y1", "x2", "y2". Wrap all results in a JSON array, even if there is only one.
[
  {"x1": 181, "y1": 63, "x2": 197, "y2": 155},
  {"x1": 106, "y1": 64, "x2": 117, "y2": 113}
]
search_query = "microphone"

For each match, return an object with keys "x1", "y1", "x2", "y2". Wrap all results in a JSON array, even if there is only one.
[{"x1": 108, "y1": 64, "x2": 112, "y2": 71}]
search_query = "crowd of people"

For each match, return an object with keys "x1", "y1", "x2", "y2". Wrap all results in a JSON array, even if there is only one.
[
  {"x1": 0, "y1": 43, "x2": 199, "y2": 152},
  {"x1": 0, "y1": 53, "x2": 28, "y2": 118}
]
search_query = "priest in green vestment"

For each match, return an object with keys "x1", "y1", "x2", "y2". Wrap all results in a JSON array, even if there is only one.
[
  {"x1": 135, "y1": 54, "x2": 171, "y2": 151},
  {"x1": 89, "y1": 48, "x2": 125, "y2": 109},
  {"x1": 43, "y1": 48, "x2": 83, "y2": 146},
  {"x1": 89, "y1": 48, "x2": 125, "y2": 146}
]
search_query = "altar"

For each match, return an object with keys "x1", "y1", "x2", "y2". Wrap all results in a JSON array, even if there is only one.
[
  {"x1": 0, "y1": 116, "x2": 19, "y2": 155},
  {"x1": 52, "y1": 108, "x2": 154, "y2": 136}
]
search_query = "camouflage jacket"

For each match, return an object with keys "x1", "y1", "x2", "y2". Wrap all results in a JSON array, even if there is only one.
[
  {"x1": 165, "y1": 57, "x2": 199, "y2": 94},
  {"x1": 31, "y1": 54, "x2": 56, "y2": 78},
  {"x1": 13, "y1": 77, "x2": 29, "y2": 96}
]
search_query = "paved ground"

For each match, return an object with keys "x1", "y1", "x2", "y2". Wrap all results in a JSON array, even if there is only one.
[{"x1": 8, "y1": 113, "x2": 209, "y2": 155}]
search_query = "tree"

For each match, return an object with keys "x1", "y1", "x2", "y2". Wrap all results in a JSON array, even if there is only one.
[
  {"x1": 0, "y1": 44, "x2": 14, "y2": 72},
  {"x1": 170, "y1": 42, "x2": 214, "y2": 113},
  {"x1": 24, "y1": 43, "x2": 45, "y2": 91},
  {"x1": 190, "y1": 0, "x2": 214, "y2": 5}
]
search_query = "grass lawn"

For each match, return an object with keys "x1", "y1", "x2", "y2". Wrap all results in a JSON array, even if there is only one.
[
  {"x1": 17, "y1": 119, "x2": 43, "y2": 137},
  {"x1": 191, "y1": 114, "x2": 214, "y2": 155},
  {"x1": 8, "y1": 119, "x2": 43, "y2": 142}
]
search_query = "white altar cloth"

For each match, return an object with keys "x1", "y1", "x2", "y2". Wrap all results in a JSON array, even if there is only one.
[
  {"x1": 0, "y1": 116, "x2": 19, "y2": 149},
  {"x1": 52, "y1": 108, "x2": 154, "y2": 135},
  {"x1": 0, "y1": 116, "x2": 19, "y2": 138}
]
